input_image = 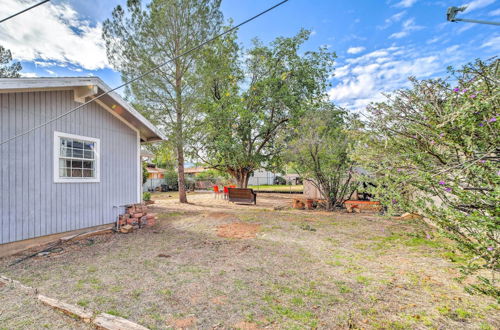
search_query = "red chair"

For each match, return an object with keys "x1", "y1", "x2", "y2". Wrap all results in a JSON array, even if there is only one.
[
  {"x1": 223, "y1": 186, "x2": 229, "y2": 200},
  {"x1": 229, "y1": 185, "x2": 236, "y2": 188},
  {"x1": 213, "y1": 185, "x2": 222, "y2": 199}
]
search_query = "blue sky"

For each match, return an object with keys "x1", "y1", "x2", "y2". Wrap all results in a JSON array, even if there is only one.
[{"x1": 1, "y1": 0, "x2": 499, "y2": 111}]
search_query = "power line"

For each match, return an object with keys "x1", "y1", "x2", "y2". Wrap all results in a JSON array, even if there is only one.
[
  {"x1": 0, "y1": 0, "x2": 50, "y2": 24},
  {"x1": 0, "y1": 0, "x2": 290, "y2": 147}
]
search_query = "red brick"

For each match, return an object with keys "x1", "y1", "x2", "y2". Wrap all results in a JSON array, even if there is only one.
[{"x1": 127, "y1": 218, "x2": 138, "y2": 226}]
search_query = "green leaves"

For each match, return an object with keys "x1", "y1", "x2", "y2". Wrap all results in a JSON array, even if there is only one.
[
  {"x1": 287, "y1": 104, "x2": 356, "y2": 209},
  {"x1": 192, "y1": 29, "x2": 336, "y2": 187},
  {"x1": 0, "y1": 45, "x2": 21, "y2": 78},
  {"x1": 358, "y1": 58, "x2": 499, "y2": 301}
]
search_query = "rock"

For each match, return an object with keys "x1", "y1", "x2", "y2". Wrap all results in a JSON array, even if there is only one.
[
  {"x1": 120, "y1": 225, "x2": 133, "y2": 234},
  {"x1": 396, "y1": 213, "x2": 423, "y2": 220}
]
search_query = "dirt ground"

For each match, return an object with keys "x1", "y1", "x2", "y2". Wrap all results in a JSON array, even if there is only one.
[
  {"x1": 0, "y1": 192, "x2": 498, "y2": 329},
  {"x1": 0, "y1": 282, "x2": 93, "y2": 329}
]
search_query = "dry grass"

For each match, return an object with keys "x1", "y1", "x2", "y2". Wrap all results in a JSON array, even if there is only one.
[
  {"x1": 0, "y1": 192, "x2": 498, "y2": 329},
  {"x1": 0, "y1": 283, "x2": 93, "y2": 329}
]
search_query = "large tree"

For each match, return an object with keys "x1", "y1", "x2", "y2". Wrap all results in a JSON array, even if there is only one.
[
  {"x1": 0, "y1": 45, "x2": 21, "y2": 78},
  {"x1": 103, "y1": 0, "x2": 223, "y2": 203},
  {"x1": 358, "y1": 59, "x2": 499, "y2": 300},
  {"x1": 288, "y1": 104, "x2": 358, "y2": 210},
  {"x1": 193, "y1": 29, "x2": 335, "y2": 187}
]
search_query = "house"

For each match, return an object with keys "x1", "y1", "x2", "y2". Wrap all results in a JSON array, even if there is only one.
[
  {"x1": 247, "y1": 169, "x2": 278, "y2": 186},
  {"x1": 146, "y1": 166, "x2": 166, "y2": 179},
  {"x1": 143, "y1": 165, "x2": 167, "y2": 192},
  {"x1": 0, "y1": 77, "x2": 165, "y2": 248},
  {"x1": 184, "y1": 166, "x2": 207, "y2": 177}
]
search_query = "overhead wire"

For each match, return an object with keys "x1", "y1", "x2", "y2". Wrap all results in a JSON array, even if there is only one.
[
  {"x1": 0, "y1": 0, "x2": 290, "y2": 147},
  {"x1": 0, "y1": 0, "x2": 50, "y2": 24}
]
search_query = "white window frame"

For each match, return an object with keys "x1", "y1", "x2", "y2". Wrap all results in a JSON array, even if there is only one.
[{"x1": 53, "y1": 131, "x2": 100, "y2": 183}]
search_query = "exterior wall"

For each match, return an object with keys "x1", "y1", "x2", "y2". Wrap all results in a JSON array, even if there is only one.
[
  {"x1": 303, "y1": 180, "x2": 325, "y2": 199},
  {"x1": 0, "y1": 90, "x2": 139, "y2": 244},
  {"x1": 143, "y1": 178, "x2": 164, "y2": 192},
  {"x1": 248, "y1": 170, "x2": 278, "y2": 186}
]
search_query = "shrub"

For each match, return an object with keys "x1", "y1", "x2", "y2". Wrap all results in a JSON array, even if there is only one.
[
  {"x1": 358, "y1": 58, "x2": 499, "y2": 301},
  {"x1": 143, "y1": 192, "x2": 151, "y2": 201}
]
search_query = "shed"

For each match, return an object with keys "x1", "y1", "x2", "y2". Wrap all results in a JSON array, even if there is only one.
[{"x1": 0, "y1": 77, "x2": 165, "y2": 246}]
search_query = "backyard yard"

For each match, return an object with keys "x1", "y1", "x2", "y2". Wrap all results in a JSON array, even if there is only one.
[
  {"x1": 0, "y1": 192, "x2": 498, "y2": 329},
  {"x1": 248, "y1": 185, "x2": 304, "y2": 193}
]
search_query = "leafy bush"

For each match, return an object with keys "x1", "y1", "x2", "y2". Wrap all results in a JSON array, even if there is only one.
[
  {"x1": 143, "y1": 192, "x2": 151, "y2": 201},
  {"x1": 274, "y1": 176, "x2": 287, "y2": 185},
  {"x1": 358, "y1": 58, "x2": 499, "y2": 301},
  {"x1": 288, "y1": 104, "x2": 358, "y2": 210}
]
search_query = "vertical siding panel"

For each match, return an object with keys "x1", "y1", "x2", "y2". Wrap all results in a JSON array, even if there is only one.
[
  {"x1": 16, "y1": 93, "x2": 24, "y2": 241},
  {"x1": 8, "y1": 93, "x2": 14, "y2": 243},
  {"x1": 31, "y1": 92, "x2": 39, "y2": 238},
  {"x1": 0, "y1": 94, "x2": 7, "y2": 243},
  {"x1": 22, "y1": 92, "x2": 28, "y2": 240},
  {"x1": 9, "y1": 93, "x2": 16, "y2": 243},
  {"x1": 55, "y1": 91, "x2": 61, "y2": 235},
  {"x1": 64, "y1": 90, "x2": 70, "y2": 233},
  {"x1": 44, "y1": 91, "x2": 50, "y2": 237},
  {"x1": 39, "y1": 91, "x2": 46, "y2": 237}
]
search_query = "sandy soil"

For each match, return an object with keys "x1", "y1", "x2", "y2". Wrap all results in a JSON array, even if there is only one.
[{"x1": 0, "y1": 192, "x2": 498, "y2": 329}]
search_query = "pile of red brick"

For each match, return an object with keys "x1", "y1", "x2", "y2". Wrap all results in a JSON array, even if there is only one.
[{"x1": 118, "y1": 203, "x2": 156, "y2": 233}]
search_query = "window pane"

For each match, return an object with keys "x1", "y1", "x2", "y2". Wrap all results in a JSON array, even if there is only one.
[
  {"x1": 73, "y1": 149, "x2": 83, "y2": 158},
  {"x1": 83, "y1": 161, "x2": 93, "y2": 169},
  {"x1": 66, "y1": 140, "x2": 73, "y2": 148},
  {"x1": 84, "y1": 150, "x2": 94, "y2": 159},
  {"x1": 60, "y1": 138, "x2": 68, "y2": 147},
  {"x1": 59, "y1": 168, "x2": 70, "y2": 177},
  {"x1": 71, "y1": 169, "x2": 82, "y2": 177},
  {"x1": 84, "y1": 142, "x2": 94, "y2": 150},
  {"x1": 60, "y1": 147, "x2": 72, "y2": 157},
  {"x1": 72, "y1": 160, "x2": 83, "y2": 168},
  {"x1": 83, "y1": 169, "x2": 94, "y2": 177},
  {"x1": 73, "y1": 140, "x2": 83, "y2": 149}
]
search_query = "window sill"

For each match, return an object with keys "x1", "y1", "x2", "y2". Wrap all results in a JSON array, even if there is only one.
[{"x1": 54, "y1": 178, "x2": 100, "y2": 183}]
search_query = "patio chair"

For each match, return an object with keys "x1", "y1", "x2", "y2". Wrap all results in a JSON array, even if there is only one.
[
  {"x1": 223, "y1": 186, "x2": 229, "y2": 200},
  {"x1": 213, "y1": 185, "x2": 223, "y2": 199}
]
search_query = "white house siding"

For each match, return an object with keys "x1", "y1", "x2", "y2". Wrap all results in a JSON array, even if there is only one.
[
  {"x1": 0, "y1": 90, "x2": 138, "y2": 244},
  {"x1": 247, "y1": 170, "x2": 278, "y2": 186}
]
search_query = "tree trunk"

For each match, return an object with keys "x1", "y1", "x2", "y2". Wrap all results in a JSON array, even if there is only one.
[
  {"x1": 228, "y1": 168, "x2": 251, "y2": 188},
  {"x1": 237, "y1": 171, "x2": 250, "y2": 188},
  {"x1": 176, "y1": 141, "x2": 187, "y2": 203},
  {"x1": 175, "y1": 55, "x2": 187, "y2": 204}
]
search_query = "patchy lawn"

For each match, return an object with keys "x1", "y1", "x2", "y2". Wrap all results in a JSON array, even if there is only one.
[
  {"x1": 0, "y1": 192, "x2": 498, "y2": 329},
  {"x1": 248, "y1": 184, "x2": 303, "y2": 193},
  {"x1": 0, "y1": 282, "x2": 93, "y2": 329}
]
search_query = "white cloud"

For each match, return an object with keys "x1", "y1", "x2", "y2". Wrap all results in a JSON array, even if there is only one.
[
  {"x1": 488, "y1": 8, "x2": 500, "y2": 15},
  {"x1": 0, "y1": 0, "x2": 109, "y2": 70},
  {"x1": 462, "y1": 0, "x2": 496, "y2": 12},
  {"x1": 46, "y1": 69, "x2": 56, "y2": 75},
  {"x1": 328, "y1": 44, "x2": 471, "y2": 112},
  {"x1": 347, "y1": 46, "x2": 366, "y2": 54},
  {"x1": 394, "y1": 0, "x2": 418, "y2": 8},
  {"x1": 20, "y1": 72, "x2": 38, "y2": 78},
  {"x1": 390, "y1": 18, "x2": 424, "y2": 39},
  {"x1": 378, "y1": 11, "x2": 406, "y2": 29},
  {"x1": 481, "y1": 35, "x2": 500, "y2": 51}
]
